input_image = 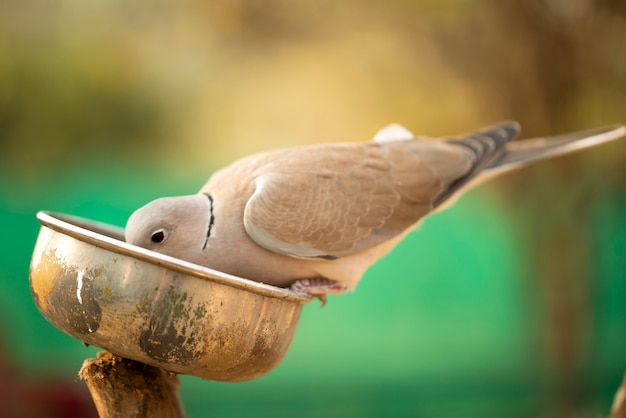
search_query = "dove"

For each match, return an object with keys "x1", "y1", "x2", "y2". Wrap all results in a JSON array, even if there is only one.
[{"x1": 126, "y1": 121, "x2": 625, "y2": 303}]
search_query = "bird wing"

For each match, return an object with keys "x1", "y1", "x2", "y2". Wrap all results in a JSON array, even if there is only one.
[
  {"x1": 242, "y1": 143, "x2": 451, "y2": 259},
  {"x1": 242, "y1": 123, "x2": 518, "y2": 260}
]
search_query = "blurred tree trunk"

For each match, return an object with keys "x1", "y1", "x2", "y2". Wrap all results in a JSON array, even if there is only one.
[{"x1": 426, "y1": 0, "x2": 626, "y2": 415}]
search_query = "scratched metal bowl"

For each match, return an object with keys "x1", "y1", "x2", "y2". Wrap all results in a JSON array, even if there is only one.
[{"x1": 29, "y1": 211, "x2": 311, "y2": 382}]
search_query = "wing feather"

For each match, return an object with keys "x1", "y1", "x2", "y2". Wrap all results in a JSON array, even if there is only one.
[{"x1": 242, "y1": 140, "x2": 474, "y2": 259}]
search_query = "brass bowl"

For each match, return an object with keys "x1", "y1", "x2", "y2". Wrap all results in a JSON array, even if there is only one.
[{"x1": 29, "y1": 211, "x2": 311, "y2": 382}]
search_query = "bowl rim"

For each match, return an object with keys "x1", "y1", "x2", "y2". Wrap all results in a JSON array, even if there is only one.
[{"x1": 36, "y1": 211, "x2": 312, "y2": 304}]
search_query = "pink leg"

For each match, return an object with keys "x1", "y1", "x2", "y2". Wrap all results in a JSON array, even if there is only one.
[{"x1": 289, "y1": 278, "x2": 349, "y2": 306}]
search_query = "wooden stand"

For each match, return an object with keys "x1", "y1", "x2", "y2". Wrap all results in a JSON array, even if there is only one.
[
  {"x1": 610, "y1": 372, "x2": 626, "y2": 418},
  {"x1": 78, "y1": 351, "x2": 626, "y2": 418},
  {"x1": 79, "y1": 352, "x2": 184, "y2": 418}
]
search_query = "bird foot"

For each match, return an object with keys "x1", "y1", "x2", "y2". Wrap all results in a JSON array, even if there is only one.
[{"x1": 289, "y1": 278, "x2": 349, "y2": 307}]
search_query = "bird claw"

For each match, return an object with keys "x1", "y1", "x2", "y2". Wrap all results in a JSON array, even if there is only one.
[{"x1": 289, "y1": 278, "x2": 349, "y2": 307}]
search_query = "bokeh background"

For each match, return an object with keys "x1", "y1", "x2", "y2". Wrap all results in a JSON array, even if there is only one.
[{"x1": 1, "y1": 0, "x2": 626, "y2": 417}]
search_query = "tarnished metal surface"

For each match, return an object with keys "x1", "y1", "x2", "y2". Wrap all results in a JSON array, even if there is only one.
[{"x1": 30, "y1": 211, "x2": 311, "y2": 382}]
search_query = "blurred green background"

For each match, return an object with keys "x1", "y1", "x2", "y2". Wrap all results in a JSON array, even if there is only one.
[{"x1": 1, "y1": 1, "x2": 626, "y2": 417}]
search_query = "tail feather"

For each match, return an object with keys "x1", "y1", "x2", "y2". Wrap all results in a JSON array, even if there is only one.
[
  {"x1": 483, "y1": 124, "x2": 626, "y2": 178},
  {"x1": 434, "y1": 121, "x2": 521, "y2": 207}
]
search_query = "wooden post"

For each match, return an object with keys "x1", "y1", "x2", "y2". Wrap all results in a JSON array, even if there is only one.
[
  {"x1": 79, "y1": 352, "x2": 184, "y2": 418},
  {"x1": 610, "y1": 372, "x2": 626, "y2": 418}
]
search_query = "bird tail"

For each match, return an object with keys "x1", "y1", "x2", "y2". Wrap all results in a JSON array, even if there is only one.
[
  {"x1": 433, "y1": 121, "x2": 521, "y2": 207},
  {"x1": 481, "y1": 124, "x2": 626, "y2": 179}
]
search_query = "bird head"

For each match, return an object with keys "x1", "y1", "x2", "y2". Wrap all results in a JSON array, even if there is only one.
[{"x1": 125, "y1": 194, "x2": 213, "y2": 262}]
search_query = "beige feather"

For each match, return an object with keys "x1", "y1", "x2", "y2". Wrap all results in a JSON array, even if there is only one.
[{"x1": 125, "y1": 121, "x2": 625, "y2": 300}]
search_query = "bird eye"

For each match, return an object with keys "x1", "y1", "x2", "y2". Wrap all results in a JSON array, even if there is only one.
[{"x1": 150, "y1": 228, "x2": 169, "y2": 244}]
